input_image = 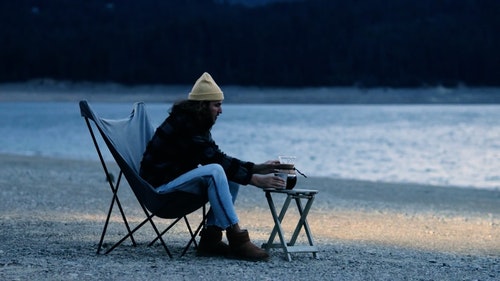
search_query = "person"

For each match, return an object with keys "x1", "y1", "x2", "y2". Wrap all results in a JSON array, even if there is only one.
[{"x1": 139, "y1": 72, "x2": 286, "y2": 261}]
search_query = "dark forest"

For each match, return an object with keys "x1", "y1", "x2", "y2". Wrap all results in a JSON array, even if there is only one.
[{"x1": 1, "y1": 0, "x2": 499, "y2": 87}]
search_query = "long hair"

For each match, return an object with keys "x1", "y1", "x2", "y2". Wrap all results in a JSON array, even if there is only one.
[{"x1": 170, "y1": 100, "x2": 214, "y2": 130}]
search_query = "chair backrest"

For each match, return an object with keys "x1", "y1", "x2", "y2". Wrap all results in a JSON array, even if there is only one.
[
  {"x1": 80, "y1": 100, "x2": 154, "y2": 174},
  {"x1": 80, "y1": 100, "x2": 206, "y2": 218}
]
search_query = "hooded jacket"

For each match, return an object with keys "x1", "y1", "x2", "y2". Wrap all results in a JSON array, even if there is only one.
[{"x1": 139, "y1": 108, "x2": 254, "y2": 188}]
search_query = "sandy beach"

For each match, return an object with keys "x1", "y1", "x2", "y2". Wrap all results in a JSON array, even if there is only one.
[
  {"x1": 0, "y1": 153, "x2": 498, "y2": 280},
  {"x1": 0, "y1": 82, "x2": 499, "y2": 280}
]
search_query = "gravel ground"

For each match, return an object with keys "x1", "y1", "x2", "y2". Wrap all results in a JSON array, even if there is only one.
[{"x1": 0, "y1": 154, "x2": 499, "y2": 280}]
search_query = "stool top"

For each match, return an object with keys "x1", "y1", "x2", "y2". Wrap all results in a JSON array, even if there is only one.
[{"x1": 263, "y1": 188, "x2": 318, "y2": 195}]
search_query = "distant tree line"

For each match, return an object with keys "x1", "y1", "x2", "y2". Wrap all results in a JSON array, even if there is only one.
[{"x1": 1, "y1": 0, "x2": 499, "y2": 87}]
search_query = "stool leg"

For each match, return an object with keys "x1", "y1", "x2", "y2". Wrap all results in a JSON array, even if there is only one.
[
  {"x1": 289, "y1": 195, "x2": 318, "y2": 259},
  {"x1": 264, "y1": 191, "x2": 293, "y2": 261}
]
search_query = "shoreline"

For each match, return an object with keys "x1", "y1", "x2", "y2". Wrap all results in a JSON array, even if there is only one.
[
  {"x1": 1, "y1": 81, "x2": 500, "y2": 104},
  {"x1": 0, "y1": 153, "x2": 498, "y2": 280}
]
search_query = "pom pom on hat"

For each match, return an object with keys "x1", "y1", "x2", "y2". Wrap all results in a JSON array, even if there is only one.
[{"x1": 188, "y1": 72, "x2": 224, "y2": 101}]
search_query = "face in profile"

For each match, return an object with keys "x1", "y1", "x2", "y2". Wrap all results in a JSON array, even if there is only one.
[{"x1": 207, "y1": 101, "x2": 223, "y2": 124}]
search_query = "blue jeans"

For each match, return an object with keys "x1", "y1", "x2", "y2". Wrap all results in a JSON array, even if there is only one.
[{"x1": 155, "y1": 164, "x2": 240, "y2": 229}]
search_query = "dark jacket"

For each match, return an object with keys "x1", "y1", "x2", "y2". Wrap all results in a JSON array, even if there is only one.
[{"x1": 140, "y1": 110, "x2": 254, "y2": 188}]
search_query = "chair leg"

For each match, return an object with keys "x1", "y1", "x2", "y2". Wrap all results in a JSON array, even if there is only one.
[
  {"x1": 148, "y1": 217, "x2": 183, "y2": 247},
  {"x1": 147, "y1": 205, "x2": 207, "y2": 257},
  {"x1": 97, "y1": 190, "x2": 129, "y2": 254},
  {"x1": 139, "y1": 206, "x2": 174, "y2": 258},
  {"x1": 180, "y1": 205, "x2": 207, "y2": 257},
  {"x1": 104, "y1": 215, "x2": 151, "y2": 255},
  {"x1": 96, "y1": 172, "x2": 173, "y2": 257},
  {"x1": 111, "y1": 173, "x2": 137, "y2": 246},
  {"x1": 86, "y1": 118, "x2": 137, "y2": 253}
]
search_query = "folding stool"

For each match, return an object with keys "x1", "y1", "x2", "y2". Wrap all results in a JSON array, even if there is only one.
[{"x1": 261, "y1": 188, "x2": 319, "y2": 261}]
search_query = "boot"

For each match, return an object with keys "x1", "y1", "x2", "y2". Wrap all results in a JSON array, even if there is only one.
[
  {"x1": 227, "y1": 229, "x2": 269, "y2": 261},
  {"x1": 197, "y1": 226, "x2": 230, "y2": 257}
]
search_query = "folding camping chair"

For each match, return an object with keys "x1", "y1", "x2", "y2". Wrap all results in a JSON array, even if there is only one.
[{"x1": 79, "y1": 100, "x2": 207, "y2": 257}]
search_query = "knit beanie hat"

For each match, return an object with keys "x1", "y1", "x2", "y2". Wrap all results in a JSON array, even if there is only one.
[{"x1": 188, "y1": 72, "x2": 224, "y2": 101}]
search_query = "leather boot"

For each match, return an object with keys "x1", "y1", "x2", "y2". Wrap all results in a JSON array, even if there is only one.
[
  {"x1": 227, "y1": 229, "x2": 269, "y2": 261},
  {"x1": 197, "y1": 226, "x2": 230, "y2": 257}
]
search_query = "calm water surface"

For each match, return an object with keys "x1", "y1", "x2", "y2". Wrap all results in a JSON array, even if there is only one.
[{"x1": 1, "y1": 101, "x2": 499, "y2": 190}]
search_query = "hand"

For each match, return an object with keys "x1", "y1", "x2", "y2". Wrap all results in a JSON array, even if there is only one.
[
  {"x1": 252, "y1": 160, "x2": 280, "y2": 174},
  {"x1": 250, "y1": 174, "x2": 286, "y2": 189}
]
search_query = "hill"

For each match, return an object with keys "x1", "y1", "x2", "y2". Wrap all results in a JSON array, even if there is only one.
[{"x1": 1, "y1": 0, "x2": 499, "y2": 87}]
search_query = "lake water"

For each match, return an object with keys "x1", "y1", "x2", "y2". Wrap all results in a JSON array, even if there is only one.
[{"x1": 1, "y1": 101, "x2": 499, "y2": 190}]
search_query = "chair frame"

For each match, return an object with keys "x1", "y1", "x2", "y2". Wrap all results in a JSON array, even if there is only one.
[{"x1": 81, "y1": 101, "x2": 206, "y2": 257}]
